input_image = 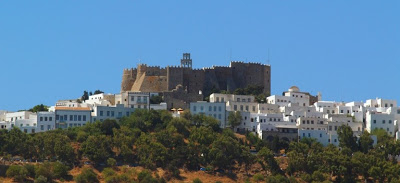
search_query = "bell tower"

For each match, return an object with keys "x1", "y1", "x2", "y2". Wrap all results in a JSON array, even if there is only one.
[{"x1": 180, "y1": 53, "x2": 192, "y2": 68}]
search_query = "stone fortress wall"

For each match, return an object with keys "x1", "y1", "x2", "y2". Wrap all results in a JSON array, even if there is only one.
[{"x1": 121, "y1": 53, "x2": 271, "y2": 100}]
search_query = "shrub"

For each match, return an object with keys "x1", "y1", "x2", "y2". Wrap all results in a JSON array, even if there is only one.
[
  {"x1": 75, "y1": 168, "x2": 99, "y2": 183},
  {"x1": 107, "y1": 158, "x2": 117, "y2": 167},
  {"x1": 53, "y1": 162, "x2": 69, "y2": 179},
  {"x1": 24, "y1": 164, "x2": 35, "y2": 178},
  {"x1": 102, "y1": 168, "x2": 116, "y2": 179},
  {"x1": 34, "y1": 175, "x2": 48, "y2": 183},
  {"x1": 35, "y1": 162, "x2": 53, "y2": 181},
  {"x1": 6, "y1": 165, "x2": 28, "y2": 182},
  {"x1": 193, "y1": 178, "x2": 203, "y2": 183}
]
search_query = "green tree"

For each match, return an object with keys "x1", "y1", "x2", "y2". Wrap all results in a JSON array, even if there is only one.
[
  {"x1": 34, "y1": 175, "x2": 48, "y2": 183},
  {"x1": 81, "y1": 135, "x2": 113, "y2": 163},
  {"x1": 337, "y1": 125, "x2": 358, "y2": 151},
  {"x1": 258, "y1": 147, "x2": 281, "y2": 175},
  {"x1": 94, "y1": 90, "x2": 104, "y2": 95},
  {"x1": 253, "y1": 173, "x2": 264, "y2": 183},
  {"x1": 358, "y1": 131, "x2": 374, "y2": 153},
  {"x1": 81, "y1": 91, "x2": 89, "y2": 101},
  {"x1": 150, "y1": 95, "x2": 164, "y2": 104},
  {"x1": 228, "y1": 111, "x2": 242, "y2": 131},
  {"x1": 6, "y1": 165, "x2": 28, "y2": 182},
  {"x1": 101, "y1": 119, "x2": 120, "y2": 136},
  {"x1": 35, "y1": 162, "x2": 54, "y2": 181},
  {"x1": 107, "y1": 158, "x2": 117, "y2": 167},
  {"x1": 208, "y1": 133, "x2": 241, "y2": 171},
  {"x1": 53, "y1": 162, "x2": 70, "y2": 179},
  {"x1": 29, "y1": 104, "x2": 49, "y2": 113},
  {"x1": 75, "y1": 168, "x2": 99, "y2": 183}
]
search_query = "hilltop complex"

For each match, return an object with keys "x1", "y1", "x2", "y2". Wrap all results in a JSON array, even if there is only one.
[
  {"x1": 1, "y1": 53, "x2": 399, "y2": 147},
  {"x1": 121, "y1": 53, "x2": 271, "y2": 109}
]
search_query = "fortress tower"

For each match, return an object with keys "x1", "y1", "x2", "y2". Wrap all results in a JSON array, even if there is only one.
[{"x1": 180, "y1": 53, "x2": 192, "y2": 68}]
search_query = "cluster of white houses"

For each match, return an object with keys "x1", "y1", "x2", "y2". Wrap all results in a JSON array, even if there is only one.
[
  {"x1": 190, "y1": 86, "x2": 400, "y2": 146},
  {"x1": 0, "y1": 92, "x2": 167, "y2": 133},
  {"x1": 1, "y1": 86, "x2": 399, "y2": 147}
]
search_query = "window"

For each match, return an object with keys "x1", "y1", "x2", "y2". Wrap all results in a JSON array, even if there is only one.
[
  {"x1": 240, "y1": 105, "x2": 243, "y2": 111},
  {"x1": 83, "y1": 115, "x2": 86, "y2": 121},
  {"x1": 100, "y1": 111, "x2": 103, "y2": 116},
  {"x1": 389, "y1": 120, "x2": 392, "y2": 124},
  {"x1": 311, "y1": 120, "x2": 314, "y2": 124},
  {"x1": 111, "y1": 111, "x2": 114, "y2": 117},
  {"x1": 387, "y1": 128, "x2": 389, "y2": 132},
  {"x1": 218, "y1": 114, "x2": 221, "y2": 119},
  {"x1": 334, "y1": 126, "x2": 337, "y2": 131},
  {"x1": 214, "y1": 106, "x2": 217, "y2": 111},
  {"x1": 70, "y1": 115, "x2": 73, "y2": 121},
  {"x1": 40, "y1": 117, "x2": 43, "y2": 121},
  {"x1": 221, "y1": 98, "x2": 224, "y2": 102},
  {"x1": 237, "y1": 98, "x2": 240, "y2": 102},
  {"x1": 245, "y1": 106, "x2": 249, "y2": 111},
  {"x1": 74, "y1": 115, "x2": 77, "y2": 121},
  {"x1": 41, "y1": 125, "x2": 44, "y2": 130},
  {"x1": 107, "y1": 111, "x2": 110, "y2": 116},
  {"x1": 216, "y1": 97, "x2": 219, "y2": 102},
  {"x1": 200, "y1": 106, "x2": 203, "y2": 111},
  {"x1": 373, "y1": 120, "x2": 376, "y2": 124},
  {"x1": 320, "y1": 134, "x2": 322, "y2": 138},
  {"x1": 126, "y1": 112, "x2": 130, "y2": 116},
  {"x1": 209, "y1": 106, "x2": 212, "y2": 111},
  {"x1": 302, "y1": 120, "x2": 305, "y2": 124},
  {"x1": 78, "y1": 115, "x2": 82, "y2": 121},
  {"x1": 219, "y1": 106, "x2": 222, "y2": 111},
  {"x1": 329, "y1": 126, "x2": 332, "y2": 131},
  {"x1": 49, "y1": 117, "x2": 52, "y2": 121},
  {"x1": 234, "y1": 105, "x2": 237, "y2": 111},
  {"x1": 193, "y1": 106, "x2": 197, "y2": 112},
  {"x1": 382, "y1": 120, "x2": 385, "y2": 124},
  {"x1": 341, "y1": 110, "x2": 343, "y2": 113},
  {"x1": 45, "y1": 117, "x2": 48, "y2": 121},
  {"x1": 64, "y1": 115, "x2": 67, "y2": 121},
  {"x1": 334, "y1": 139, "x2": 337, "y2": 142}
]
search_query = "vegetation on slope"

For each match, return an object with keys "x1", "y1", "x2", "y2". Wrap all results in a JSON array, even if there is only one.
[{"x1": 0, "y1": 109, "x2": 399, "y2": 182}]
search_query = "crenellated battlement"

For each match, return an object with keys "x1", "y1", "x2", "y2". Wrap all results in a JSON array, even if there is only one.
[{"x1": 121, "y1": 53, "x2": 271, "y2": 95}]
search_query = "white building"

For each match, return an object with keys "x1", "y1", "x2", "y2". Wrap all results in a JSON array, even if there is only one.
[
  {"x1": 366, "y1": 110, "x2": 396, "y2": 136},
  {"x1": 92, "y1": 104, "x2": 135, "y2": 122},
  {"x1": 36, "y1": 112, "x2": 56, "y2": 132},
  {"x1": 116, "y1": 92, "x2": 151, "y2": 110},
  {"x1": 55, "y1": 107, "x2": 91, "y2": 129},
  {"x1": 209, "y1": 93, "x2": 254, "y2": 103},
  {"x1": 84, "y1": 93, "x2": 115, "y2": 106},
  {"x1": 6, "y1": 111, "x2": 32, "y2": 122},
  {"x1": 365, "y1": 98, "x2": 397, "y2": 108},
  {"x1": 190, "y1": 101, "x2": 227, "y2": 128}
]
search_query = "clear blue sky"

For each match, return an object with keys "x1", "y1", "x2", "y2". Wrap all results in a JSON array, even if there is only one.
[{"x1": 0, "y1": 1, "x2": 399, "y2": 111}]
